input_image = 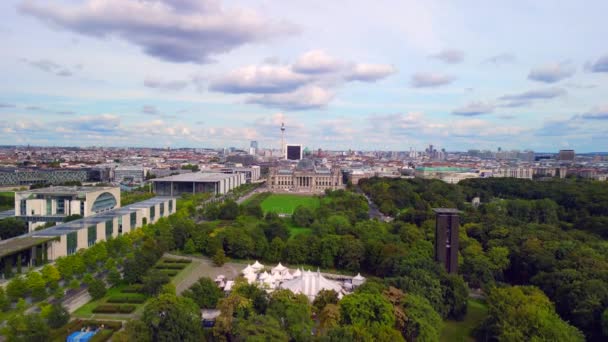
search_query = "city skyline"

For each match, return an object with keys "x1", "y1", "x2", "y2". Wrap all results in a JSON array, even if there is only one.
[{"x1": 1, "y1": 0, "x2": 608, "y2": 152}]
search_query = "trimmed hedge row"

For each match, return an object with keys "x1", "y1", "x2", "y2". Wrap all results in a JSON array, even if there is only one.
[
  {"x1": 121, "y1": 284, "x2": 143, "y2": 293},
  {"x1": 161, "y1": 258, "x2": 192, "y2": 264},
  {"x1": 107, "y1": 294, "x2": 147, "y2": 304},
  {"x1": 155, "y1": 263, "x2": 187, "y2": 270},
  {"x1": 159, "y1": 269, "x2": 179, "y2": 276},
  {"x1": 89, "y1": 329, "x2": 114, "y2": 342},
  {"x1": 92, "y1": 304, "x2": 137, "y2": 314}
]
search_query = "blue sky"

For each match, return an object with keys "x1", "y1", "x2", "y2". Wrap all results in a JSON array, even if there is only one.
[{"x1": 1, "y1": 0, "x2": 607, "y2": 152}]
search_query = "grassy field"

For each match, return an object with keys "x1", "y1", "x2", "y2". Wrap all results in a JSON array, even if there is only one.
[
  {"x1": 440, "y1": 299, "x2": 488, "y2": 342},
  {"x1": 0, "y1": 191, "x2": 14, "y2": 211},
  {"x1": 72, "y1": 285, "x2": 134, "y2": 319},
  {"x1": 285, "y1": 221, "x2": 312, "y2": 239},
  {"x1": 259, "y1": 194, "x2": 320, "y2": 215}
]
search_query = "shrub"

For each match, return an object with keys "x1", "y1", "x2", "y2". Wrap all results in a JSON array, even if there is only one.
[
  {"x1": 107, "y1": 294, "x2": 146, "y2": 304},
  {"x1": 160, "y1": 258, "x2": 191, "y2": 264},
  {"x1": 154, "y1": 263, "x2": 186, "y2": 270},
  {"x1": 92, "y1": 304, "x2": 136, "y2": 314},
  {"x1": 88, "y1": 279, "x2": 107, "y2": 300},
  {"x1": 89, "y1": 329, "x2": 113, "y2": 342},
  {"x1": 159, "y1": 270, "x2": 179, "y2": 277},
  {"x1": 121, "y1": 284, "x2": 144, "y2": 293}
]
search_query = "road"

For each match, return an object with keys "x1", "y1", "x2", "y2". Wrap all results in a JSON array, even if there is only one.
[{"x1": 354, "y1": 186, "x2": 390, "y2": 221}]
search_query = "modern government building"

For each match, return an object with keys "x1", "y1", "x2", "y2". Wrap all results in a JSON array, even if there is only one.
[
  {"x1": 151, "y1": 172, "x2": 246, "y2": 196},
  {"x1": 14, "y1": 186, "x2": 121, "y2": 231},
  {"x1": 0, "y1": 196, "x2": 175, "y2": 276}
]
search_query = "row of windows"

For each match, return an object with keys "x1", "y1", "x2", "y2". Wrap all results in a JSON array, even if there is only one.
[{"x1": 65, "y1": 200, "x2": 174, "y2": 256}]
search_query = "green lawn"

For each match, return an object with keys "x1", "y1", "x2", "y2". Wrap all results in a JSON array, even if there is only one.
[
  {"x1": 440, "y1": 299, "x2": 488, "y2": 342},
  {"x1": 260, "y1": 194, "x2": 320, "y2": 215},
  {"x1": 73, "y1": 284, "x2": 134, "y2": 319},
  {"x1": 285, "y1": 221, "x2": 312, "y2": 239}
]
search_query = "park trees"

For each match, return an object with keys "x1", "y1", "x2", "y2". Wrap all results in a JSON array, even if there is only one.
[
  {"x1": 292, "y1": 205, "x2": 315, "y2": 227},
  {"x1": 183, "y1": 277, "x2": 222, "y2": 309},
  {"x1": 88, "y1": 278, "x2": 107, "y2": 300},
  {"x1": 26, "y1": 271, "x2": 47, "y2": 300},
  {"x1": 142, "y1": 270, "x2": 171, "y2": 296},
  {"x1": 142, "y1": 293, "x2": 202, "y2": 342},
  {"x1": 5, "y1": 313, "x2": 50, "y2": 342},
  {"x1": 479, "y1": 286, "x2": 584, "y2": 342},
  {"x1": 46, "y1": 304, "x2": 70, "y2": 329},
  {"x1": 267, "y1": 289, "x2": 313, "y2": 341},
  {"x1": 233, "y1": 314, "x2": 289, "y2": 342}
]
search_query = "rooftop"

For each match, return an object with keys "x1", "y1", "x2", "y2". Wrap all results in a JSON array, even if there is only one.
[
  {"x1": 0, "y1": 236, "x2": 57, "y2": 258},
  {"x1": 433, "y1": 208, "x2": 463, "y2": 214},
  {"x1": 151, "y1": 172, "x2": 239, "y2": 182},
  {"x1": 18, "y1": 186, "x2": 117, "y2": 196}
]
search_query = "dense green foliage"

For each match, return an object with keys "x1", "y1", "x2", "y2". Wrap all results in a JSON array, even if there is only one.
[
  {"x1": 0, "y1": 217, "x2": 27, "y2": 240},
  {"x1": 361, "y1": 177, "x2": 608, "y2": 340},
  {"x1": 183, "y1": 277, "x2": 222, "y2": 309}
]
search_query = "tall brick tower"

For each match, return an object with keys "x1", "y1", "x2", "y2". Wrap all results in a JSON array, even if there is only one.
[{"x1": 433, "y1": 208, "x2": 461, "y2": 274}]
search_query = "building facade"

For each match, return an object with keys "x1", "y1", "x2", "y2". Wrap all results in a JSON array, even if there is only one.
[
  {"x1": 114, "y1": 165, "x2": 145, "y2": 184},
  {"x1": 0, "y1": 196, "x2": 176, "y2": 270},
  {"x1": 14, "y1": 186, "x2": 121, "y2": 231},
  {"x1": 434, "y1": 208, "x2": 461, "y2": 274},
  {"x1": 0, "y1": 168, "x2": 89, "y2": 186},
  {"x1": 152, "y1": 172, "x2": 246, "y2": 196},
  {"x1": 268, "y1": 160, "x2": 343, "y2": 193},
  {"x1": 219, "y1": 166, "x2": 261, "y2": 183},
  {"x1": 493, "y1": 167, "x2": 534, "y2": 179}
]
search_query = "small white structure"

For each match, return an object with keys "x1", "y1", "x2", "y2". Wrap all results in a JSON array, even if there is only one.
[
  {"x1": 251, "y1": 260, "x2": 264, "y2": 271},
  {"x1": 352, "y1": 273, "x2": 366, "y2": 287}
]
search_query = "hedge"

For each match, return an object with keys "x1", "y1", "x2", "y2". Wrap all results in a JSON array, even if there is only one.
[
  {"x1": 161, "y1": 258, "x2": 191, "y2": 264},
  {"x1": 121, "y1": 284, "x2": 144, "y2": 293},
  {"x1": 159, "y1": 269, "x2": 179, "y2": 277},
  {"x1": 92, "y1": 304, "x2": 137, "y2": 314},
  {"x1": 106, "y1": 294, "x2": 147, "y2": 304},
  {"x1": 154, "y1": 263, "x2": 187, "y2": 270},
  {"x1": 89, "y1": 329, "x2": 114, "y2": 342}
]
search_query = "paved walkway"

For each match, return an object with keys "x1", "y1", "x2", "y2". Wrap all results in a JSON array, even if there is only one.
[{"x1": 164, "y1": 253, "x2": 246, "y2": 295}]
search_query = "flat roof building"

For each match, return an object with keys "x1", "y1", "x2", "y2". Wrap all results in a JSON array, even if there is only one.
[
  {"x1": 0, "y1": 196, "x2": 176, "y2": 273},
  {"x1": 151, "y1": 172, "x2": 246, "y2": 196},
  {"x1": 14, "y1": 186, "x2": 121, "y2": 231}
]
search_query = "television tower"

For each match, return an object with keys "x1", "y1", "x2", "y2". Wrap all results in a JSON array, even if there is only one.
[{"x1": 280, "y1": 122, "x2": 286, "y2": 159}]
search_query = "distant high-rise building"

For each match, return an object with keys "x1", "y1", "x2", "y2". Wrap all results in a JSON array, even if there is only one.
[
  {"x1": 433, "y1": 208, "x2": 461, "y2": 274},
  {"x1": 286, "y1": 144, "x2": 303, "y2": 161},
  {"x1": 558, "y1": 149, "x2": 575, "y2": 161},
  {"x1": 249, "y1": 141, "x2": 258, "y2": 155}
]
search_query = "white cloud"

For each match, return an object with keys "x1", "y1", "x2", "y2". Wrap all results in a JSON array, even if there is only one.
[
  {"x1": 411, "y1": 72, "x2": 455, "y2": 87},
  {"x1": 528, "y1": 62, "x2": 575, "y2": 83},
  {"x1": 19, "y1": 0, "x2": 297, "y2": 64},
  {"x1": 430, "y1": 49, "x2": 464, "y2": 64},
  {"x1": 452, "y1": 102, "x2": 494, "y2": 116},
  {"x1": 209, "y1": 65, "x2": 310, "y2": 94},
  {"x1": 247, "y1": 85, "x2": 334, "y2": 110},
  {"x1": 292, "y1": 50, "x2": 343, "y2": 74},
  {"x1": 346, "y1": 63, "x2": 397, "y2": 82}
]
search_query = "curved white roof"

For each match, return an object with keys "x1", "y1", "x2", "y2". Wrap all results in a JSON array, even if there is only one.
[
  {"x1": 280, "y1": 269, "x2": 342, "y2": 301},
  {"x1": 353, "y1": 273, "x2": 365, "y2": 281},
  {"x1": 272, "y1": 262, "x2": 287, "y2": 273},
  {"x1": 242, "y1": 265, "x2": 255, "y2": 274},
  {"x1": 252, "y1": 260, "x2": 264, "y2": 270}
]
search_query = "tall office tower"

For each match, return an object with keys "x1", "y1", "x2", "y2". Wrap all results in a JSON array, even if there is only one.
[
  {"x1": 433, "y1": 208, "x2": 461, "y2": 274},
  {"x1": 249, "y1": 141, "x2": 258, "y2": 155},
  {"x1": 558, "y1": 149, "x2": 575, "y2": 161},
  {"x1": 286, "y1": 144, "x2": 303, "y2": 160}
]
